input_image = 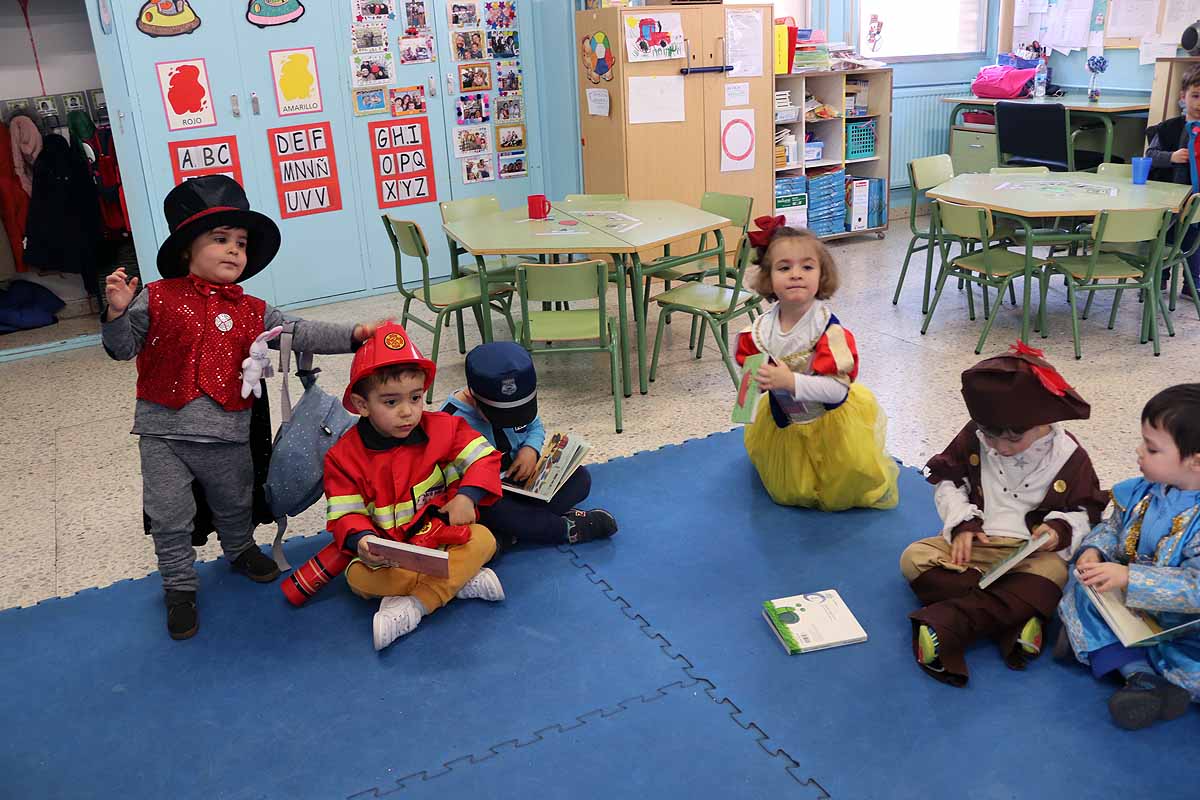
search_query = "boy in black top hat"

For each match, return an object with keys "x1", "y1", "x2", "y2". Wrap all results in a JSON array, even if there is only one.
[
  {"x1": 442, "y1": 341, "x2": 618, "y2": 551},
  {"x1": 898, "y1": 342, "x2": 1107, "y2": 686},
  {"x1": 102, "y1": 175, "x2": 382, "y2": 640}
]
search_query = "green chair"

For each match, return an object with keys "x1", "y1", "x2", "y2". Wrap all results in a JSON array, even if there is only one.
[
  {"x1": 562, "y1": 193, "x2": 627, "y2": 202},
  {"x1": 988, "y1": 166, "x2": 1073, "y2": 257},
  {"x1": 922, "y1": 200, "x2": 1050, "y2": 353},
  {"x1": 1038, "y1": 208, "x2": 1173, "y2": 358},
  {"x1": 648, "y1": 195, "x2": 761, "y2": 387},
  {"x1": 892, "y1": 154, "x2": 954, "y2": 313},
  {"x1": 1163, "y1": 193, "x2": 1200, "y2": 318},
  {"x1": 516, "y1": 260, "x2": 623, "y2": 433},
  {"x1": 1097, "y1": 162, "x2": 1133, "y2": 179},
  {"x1": 989, "y1": 166, "x2": 1051, "y2": 174},
  {"x1": 382, "y1": 215, "x2": 517, "y2": 401}
]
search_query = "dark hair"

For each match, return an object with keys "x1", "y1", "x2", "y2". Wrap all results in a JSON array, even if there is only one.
[
  {"x1": 351, "y1": 364, "x2": 427, "y2": 400},
  {"x1": 748, "y1": 226, "x2": 839, "y2": 301},
  {"x1": 1182, "y1": 65, "x2": 1200, "y2": 93},
  {"x1": 1142, "y1": 384, "x2": 1200, "y2": 458}
]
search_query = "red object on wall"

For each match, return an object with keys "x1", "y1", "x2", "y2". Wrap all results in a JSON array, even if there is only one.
[
  {"x1": 369, "y1": 117, "x2": 438, "y2": 209},
  {"x1": 0, "y1": 124, "x2": 30, "y2": 272},
  {"x1": 267, "y1": 121, "x2": 343, "y2": 219}
]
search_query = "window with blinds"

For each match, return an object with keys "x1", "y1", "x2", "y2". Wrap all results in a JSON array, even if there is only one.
[{"x1": 858, "y1": 0, "x2": 987, "y2": 60}]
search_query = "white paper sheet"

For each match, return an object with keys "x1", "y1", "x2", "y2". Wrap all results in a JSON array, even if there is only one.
[
  {"x1": 1014, "y1": 0, "x2": 1031, "y2": 26},
  {"x1": 1087, "y1": 30, "x2": 1105, "y2": 57},
  {"x1": 1107, "y1": 0, "x2": 1161, "y2": 39},
  {"x1": 725, "y1": 82, "x2": 750, "y2": 107},
  {"x1": 627, "y1": 76, "x2": 685, "y2": 125},
  {"x1": 1029, "y1": 0, "x2": 1049, "y2": 11},
  {"x1": 586, "y1": 88, "x2": 610, "y2": 117},
  {"x1": 1163, "y1": 0, "x2": 1198, "y2": 41},
  {"x1": 726, "y1": 8, "x2": 763, "y2": 78},
  {"x1": 719, "y1": 108, "x2": 755, "y2": 172},
  {"x1": 1139, "y1": 33, "x2": 1181, "y2": 65}
]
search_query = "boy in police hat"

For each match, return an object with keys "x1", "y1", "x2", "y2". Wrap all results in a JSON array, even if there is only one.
[
  {"x1": 103, "y1": 175, "x2": 381, "y2": 640},
  {"x1": 325, "y1": 322, "x2": 507, "y2": 651},
  {"x1": 898, "y1": 342, "x2": 1107, "y2": 686},
  {"x1": 442, "y1": 341, "x2": 617, "y2": 552}
]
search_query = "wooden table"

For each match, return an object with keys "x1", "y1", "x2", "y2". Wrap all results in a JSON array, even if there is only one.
[
  {"x1": 443, "y1": 199, "x2": 731, "y2": 396},
  {"x1": 925, "y1": 172, "x2": 1190, "y2": 341},
  {"x1": 942, "y1": 93, "x2": 1150, "y2": 164}
]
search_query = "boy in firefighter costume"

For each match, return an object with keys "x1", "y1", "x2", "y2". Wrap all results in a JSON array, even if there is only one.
[
  {"x1": 103, "y1": 175, "x2": 378, "y2": 640},
  {"x1": 899, "y1": 342, "x2": 1107, "y2": 686},
  {"x1": 324, "y1": 323, "x2": 507, "y2": 651}
]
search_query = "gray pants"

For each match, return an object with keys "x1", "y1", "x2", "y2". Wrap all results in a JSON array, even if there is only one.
[{"x1": 140, "y1": 437, "x2": 256, "y2": 592}]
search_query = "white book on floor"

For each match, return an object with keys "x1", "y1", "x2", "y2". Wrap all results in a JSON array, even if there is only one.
[
  {"x1": 762, "y1": 590, "x2": 867, "y2": 654},
  {"x1": 363, "y1": 535, "x2": 449, "y2": 578},
  {"x1": 978, "y1": 532, "x2": 1052, "y2": 589},
  {"x1": 1083, "y1": 583, "x2": 1200, "y2": 648}
]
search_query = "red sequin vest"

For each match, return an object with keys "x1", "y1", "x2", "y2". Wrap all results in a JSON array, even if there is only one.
[{"x1": 136, "y1": 278, "x2": 266, "y2": 412}]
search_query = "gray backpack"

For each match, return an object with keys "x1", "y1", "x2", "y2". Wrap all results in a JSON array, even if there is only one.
[{"x1": 265, "y1": 323, "x2": 356, "y2": 569}]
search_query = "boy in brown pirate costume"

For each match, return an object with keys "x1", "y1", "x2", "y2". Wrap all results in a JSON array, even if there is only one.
[{"x1": 899, "y1": 342, "x2": 1108, "y2": 686}]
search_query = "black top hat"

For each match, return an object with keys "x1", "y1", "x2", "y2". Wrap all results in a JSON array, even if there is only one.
[
  {"x1": 466, "y1": 342, "x2": 538, "y2": 429},
  {"x1": 156, "y1": 175, "x2": 281, "y2": 282}
]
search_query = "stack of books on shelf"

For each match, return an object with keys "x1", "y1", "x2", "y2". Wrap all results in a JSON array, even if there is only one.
[
  {"x1": 775, "y1": 176, "x2": 808, "y2": 229},
  {"x1": 774, "y1": 89, "x2": 799, "y2": 123},
  {"x1": 791, "y1": 29, "x2": 831, "y2": 73},
  {"x1": 805, "y1": 168, "x2": 846, "y2": 237},
  {"x1": 845, "y1": 78, "x2": 870, "y2": 116}
]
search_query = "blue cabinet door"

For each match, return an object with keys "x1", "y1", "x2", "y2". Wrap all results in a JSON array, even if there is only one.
[{"x1": 228, "y1": 1, "x2": 372, "y2": 306}]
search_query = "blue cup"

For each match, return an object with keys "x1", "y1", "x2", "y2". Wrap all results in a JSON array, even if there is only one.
[{"x1": 1132, "y1": 156, "x2": 1151, "y2": 185}]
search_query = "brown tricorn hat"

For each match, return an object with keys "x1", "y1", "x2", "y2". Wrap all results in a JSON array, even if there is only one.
[{"x1": 961, "y1": 341, "x2": 1090, "y2": 429}]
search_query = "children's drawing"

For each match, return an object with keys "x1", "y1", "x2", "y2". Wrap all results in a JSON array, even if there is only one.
[
  {"x1": 483, "y1": 1, "x2": 515, "y2": 29},
  {"x1": 246, "y1": 0, "x2": 305, "y2": 28},
  {"x1": 623, "y1": 13, "x2": 684, "y2": 62},
  {"x1": 270, "y1": 47, "x2": 323, "y2": 116},
  {"x1": 136, "y1": 0, "x2": 202, "y2": 37}
]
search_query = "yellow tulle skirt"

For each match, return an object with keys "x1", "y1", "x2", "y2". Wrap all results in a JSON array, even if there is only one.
[{"x1": 744, "y1": 383, "x2": 899, "y2": 511}]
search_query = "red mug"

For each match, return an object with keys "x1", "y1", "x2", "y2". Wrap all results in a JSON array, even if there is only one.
[{"x1": 527, "y1": 194, "x2": 551, "y2": 220}]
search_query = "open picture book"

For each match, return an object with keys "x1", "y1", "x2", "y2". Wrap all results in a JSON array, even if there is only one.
[
  {"x1": 762, "y1": 589, "x2": 868, "y2": 655},
  {"x1": 363, "y1": 535, "x2": 450, "y2": 578},
  {"x1": 978, "y1": 531, "x2": 1052, "y2": 589},
  {"x1": 502, "y1": 432, "x2": 589, "y2": 502},
  {"x1": 1084, "y1": 582, "x2": 1200, "y2": 648}
]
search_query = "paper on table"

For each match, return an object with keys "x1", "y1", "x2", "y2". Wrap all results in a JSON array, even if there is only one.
[
  {"x1": 1139, "y1": 33, "x2": 1181, "y2": 65},
  {"x1": 1106, "y1": 0, "x2": 1160, "y2": 39},
  {"x1": 627, "y1": 76, "x2": 685, "y2": 125},
  {"x1": 726, "y1": 8, "x2": 763, "y2": 78},
  {"x1": 725, "y1": 82, "x2": 750, "y2": 107},
  {"x1": 719, "y1": 108, "x2": 755, "y2": 172},
  {"x1": 586, "y1": 88, "x2": 610, "y2": 117}
]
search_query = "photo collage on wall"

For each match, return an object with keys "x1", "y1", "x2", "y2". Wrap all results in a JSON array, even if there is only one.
[
  {"x1": 447, "y1": 0, "x2": 526, "y2": 182},
  {"x1": 350, "y1": 0, "x2": 434, "y2": 121}
]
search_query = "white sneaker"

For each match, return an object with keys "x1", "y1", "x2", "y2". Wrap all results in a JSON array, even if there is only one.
[
  {"x1": 372, "y1": 595, "x2": 424, "y2": 651},
  {"x1": 456, "y1": 568, "x2": 505, "y2": 602}
]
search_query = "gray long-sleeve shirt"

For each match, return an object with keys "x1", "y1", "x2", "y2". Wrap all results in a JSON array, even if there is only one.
[{"x1": 102, "y1": 288, "x2": 357, "y2": 443}]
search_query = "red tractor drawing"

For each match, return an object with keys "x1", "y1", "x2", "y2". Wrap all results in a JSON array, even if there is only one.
[{"x1": 635, "y1": 18, "x2": 671, "y2": 52}]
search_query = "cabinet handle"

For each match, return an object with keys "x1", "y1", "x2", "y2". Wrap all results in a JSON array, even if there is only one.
[
  {"x1": 446, "y1": 72, "x2": 456, "y2": 94},
  {"x1": 250, "y1": 92, "x2": 261, "y2": 115},
  {"x1": 716, "y1": 35, "x2": 726, "y2": 69},
  {"x1": 969, "y1": 144, "x2": 983, "y2": 149},
  {"x1": 427, "y1": 75, "x2": 437, "y2": 97},
  {"x1": 231, "y1": 95, "x2": 241, "y2": 118}
]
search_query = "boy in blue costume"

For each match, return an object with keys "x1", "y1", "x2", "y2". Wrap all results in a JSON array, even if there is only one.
[{"x1": 1057, "y1": 384, "x2": 1200, "y2": 730}]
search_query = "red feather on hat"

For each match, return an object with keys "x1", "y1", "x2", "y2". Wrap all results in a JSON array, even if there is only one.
[{"x1": 1009, "y1": 340, "x2": 1071, "y2": 397}]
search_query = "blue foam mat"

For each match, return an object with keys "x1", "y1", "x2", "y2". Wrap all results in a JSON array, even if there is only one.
[
  {"x1": 348, "y1": 680, "x2": 822, "y2": 799},
  {"x1": 0, "y1": 537, "x2": 686, "y2": 800},
  {"x1": 574, "y1": 430, "x2": 1197, "y2": 800}
]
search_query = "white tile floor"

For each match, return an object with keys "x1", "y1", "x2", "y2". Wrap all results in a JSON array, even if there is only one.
[{"x1": 2, "y1": 217, "x2": 1194, "y2": 610}]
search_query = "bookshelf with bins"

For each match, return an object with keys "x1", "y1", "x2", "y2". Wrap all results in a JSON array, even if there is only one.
[{"x1": 771, "y1": 67, "x2": 892, "y2": 241}]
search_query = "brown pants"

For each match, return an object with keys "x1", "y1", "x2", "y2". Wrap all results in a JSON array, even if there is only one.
[
  {"x1": 346, "y1": 524, "x2": 496, "y2": 614},
  {"x1": 899, "y1": 534, "x2": 1068, "y2": 588}
]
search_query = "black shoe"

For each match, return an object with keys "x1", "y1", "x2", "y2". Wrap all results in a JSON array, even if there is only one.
[
  {"x1": 231, "y1": 546, "x2": 281, "y2": 583},
  {"x1": 564, "y1": 508, "x2": 618, "y2": 544},
  {"x1": 165, "y1": 590, "x2": 198, "y2": 640},
  {"x1": 1108, "y1": 672, "x2": 1192, "y2": 730}
]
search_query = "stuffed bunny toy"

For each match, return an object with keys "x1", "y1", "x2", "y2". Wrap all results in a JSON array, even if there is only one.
[{"x1": 241, "y1": 325, "x2": 284, "y2": 398}]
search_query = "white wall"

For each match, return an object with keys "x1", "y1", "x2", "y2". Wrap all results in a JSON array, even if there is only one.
[{"x1": 0, "y1": 0, "x2": 101, "y2": 100}]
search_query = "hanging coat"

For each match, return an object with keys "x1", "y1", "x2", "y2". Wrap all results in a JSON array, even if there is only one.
[
  {"x1": 0, "y1": 123, "x2": 29, "y2": 273},
  {"x1": 8, "y1": 113, "x2": 41, "y2": 197},
  {"x1": 23, "y1": 134, "x2": 104, "y2": 295},
  {"x1": 68, "y1": 110, "x2": 127, "y2": 239}
]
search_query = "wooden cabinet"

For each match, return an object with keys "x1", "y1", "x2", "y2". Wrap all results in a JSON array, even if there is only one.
[
  {"x1": 950, "y1": 126, "x2": 999, "y2": 175},
  {"x1": 575, "y1": 5, "x2": 772, "y2": 225},
  {"x1": 1149, "y1": 57, "x2": 1200, "y2": 127}
]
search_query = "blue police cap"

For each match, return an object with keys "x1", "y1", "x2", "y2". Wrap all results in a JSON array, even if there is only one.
[{"x1": 465, "y1": 342, "x2": 538, "y2": 429}]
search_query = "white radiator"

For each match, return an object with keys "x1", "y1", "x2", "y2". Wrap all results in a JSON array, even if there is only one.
[{"x1": 891, "y1": 84, "x2": 971, "y2": 187}]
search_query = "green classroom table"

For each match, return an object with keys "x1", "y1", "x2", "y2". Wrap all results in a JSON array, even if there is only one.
[
  {"x1": 925, "y1": 171, "x2": 1191, "y2": 342},
  {"x1": 942, "y1": 93, "x2": 1150, "y2": 164},
  {"x1": 442, "y1": 199, "x2": 731, "y2": 396}
]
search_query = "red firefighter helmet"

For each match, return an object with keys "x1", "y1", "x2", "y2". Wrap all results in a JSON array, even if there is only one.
[{"x1": 343, "y1": 323, "x2": 436, "y2": 412}]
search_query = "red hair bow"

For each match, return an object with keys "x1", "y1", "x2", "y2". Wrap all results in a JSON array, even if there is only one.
[
  {"x1": 1009, "y1": 340, "x2": 1071, "y2": 397},
  {"x1": 747, "y1": 215, "x2": 786, "y2": 249}
]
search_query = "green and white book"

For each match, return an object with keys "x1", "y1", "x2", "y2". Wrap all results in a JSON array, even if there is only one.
[
  {"x1": 1084, "y1": 583, "x2": 1200, "y2": 648},
  {"x1": 762, "y1": 590, "x2": 868, "y2": 654},
  {"x1": 978, "y1": 531, "x2": 1052, "y2": 589}
]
